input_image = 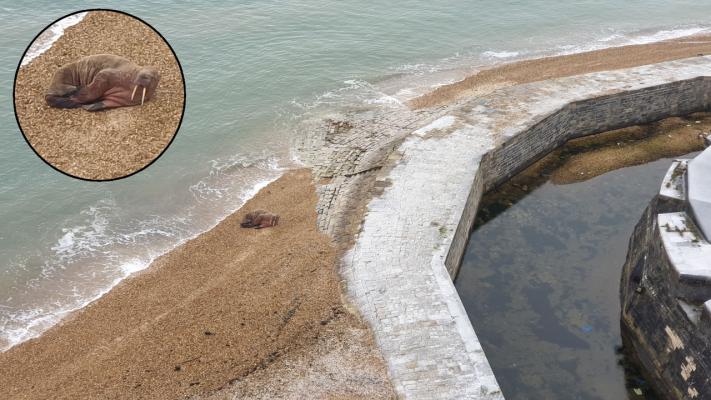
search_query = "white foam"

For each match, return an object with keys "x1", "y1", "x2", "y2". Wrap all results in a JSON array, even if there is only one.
[
  {"x1": 1, "y1": 253, "x2": 155, "y2": 350},
  {"x1": 481, "y1": 50, "x2": 521, "y2": 59},
  {"x1": 364, "y1": 94, "x2": 403, "y2": 106},
  {"x1": 627, "y1": 27, "x2": 710, "y2": 45},
  {"x1": 50, "y1": 203, "x2": 111, "y2": 260},
  {"x1": 598, "y1": 33, "x2": 624, "y2": 42},
  {"x1": 119, "y1": 258, "x2": 150, "y2": 276},
  {"x1": 21, "y1": 12, "x2": 87, "y2": 66},
  {"x1": 302, "y1": 78, "x2": 409, "y2": 111},
  {"x1": 395, "y1": 63, "x2": 444, "y2": 73},
  {"x1": 553, "y1": 26, "x2": 711, "y2": 56},
  {"x1": 188, "y1": 153, "x2": 282, "y2": 201}
]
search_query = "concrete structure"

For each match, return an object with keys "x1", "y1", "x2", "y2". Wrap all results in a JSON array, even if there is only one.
[
  {"x1": 620, "y1": 148, "x2": 711, "y2": 399},
  {"x1": 688, "y1": 149, "x2": 711, "y2": 239},
  {"x1": 298, "y1": 56, "x2": 711, "y2": 399}
]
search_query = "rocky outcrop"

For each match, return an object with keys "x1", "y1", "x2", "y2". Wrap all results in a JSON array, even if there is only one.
[{"x1": 621, "y1": 150, "x2": 711, "y2": 399}]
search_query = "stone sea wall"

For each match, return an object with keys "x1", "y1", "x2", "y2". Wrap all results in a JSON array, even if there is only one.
[
  {"x1": 447, "y1": 77, "x2": 711, "y2": 276},
  {"x1": 620, "y1": 149, "x2": 711, "y2": 400},
  {"x1": 298, "y1": 57, "x2": 711, "y2": 399}
]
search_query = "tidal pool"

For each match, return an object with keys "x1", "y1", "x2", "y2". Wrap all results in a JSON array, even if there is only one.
[{"x1": 455, "y1": 145, "x2": 702, "y2": 399}]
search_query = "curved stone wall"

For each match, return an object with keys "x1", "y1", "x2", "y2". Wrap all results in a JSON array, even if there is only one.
[
  {"x1": 446, "y1": 76, "x2": 711, "y2": 276},
  {"x1": 300, "y1": 55, "x2": 711, "y2": 399}
]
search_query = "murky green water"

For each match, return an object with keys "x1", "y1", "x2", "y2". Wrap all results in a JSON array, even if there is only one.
[{"x1": 455, "y1": 152, "x2": 700, "y2": 399}]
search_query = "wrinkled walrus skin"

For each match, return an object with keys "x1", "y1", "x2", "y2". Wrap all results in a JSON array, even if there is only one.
[
  {"x1": 240, "y1": 210, "x2": 280, "y2": 229},
  {"x1": 45, "y1": 54, "x2": 160, "y2": 111}
]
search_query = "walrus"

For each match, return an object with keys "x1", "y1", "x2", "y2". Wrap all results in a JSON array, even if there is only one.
[
  {"x1": 240, "y1": 210, "x2": 280, "y2": 229},
  {"x1": 45, "y1": 54, "x2": 160, "y2": 111}
]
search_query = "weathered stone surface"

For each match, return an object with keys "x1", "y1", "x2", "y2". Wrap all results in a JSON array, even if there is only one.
[
  {"x1": 660, "y1": 160, "x2": 688, "y2": 201},
  {"x1": 621, "y1": 151, "x2": 711, "y2": 400},
  {"x1": 660, "y1": 212, "x2": 711, "y2": 304},
  {"x1": 299, "y1": 57, "x2": 711, "y2": 399}
]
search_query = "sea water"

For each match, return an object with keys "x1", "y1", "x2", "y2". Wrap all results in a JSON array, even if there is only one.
[{"x1": 1, "y1": 0, "x2": 710, "y2": 350}]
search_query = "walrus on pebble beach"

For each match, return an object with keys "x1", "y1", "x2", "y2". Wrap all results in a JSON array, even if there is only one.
[
  {"x1": 45, "y1": 54, "x2": 159, "y2": 111},
  {"x1": 240, "y1": 210, "x2": 280, "y2": 229}
]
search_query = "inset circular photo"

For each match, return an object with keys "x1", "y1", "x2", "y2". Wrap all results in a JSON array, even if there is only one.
[{"x1": 14, "y1": 9, "x2": 185, "y2": 181}]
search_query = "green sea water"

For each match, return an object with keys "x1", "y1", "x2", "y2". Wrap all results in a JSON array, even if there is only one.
[{"x1": 0, "y1": 0, "x2": 709, "y2": 369}]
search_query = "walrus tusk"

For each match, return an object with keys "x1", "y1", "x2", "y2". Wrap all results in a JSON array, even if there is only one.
[
  {"x1": 141, "y1": 87, "x2": 146, "y2": 105},
  {"x1": 131, "y1": 85, "x2": 138, "y2": 101}
]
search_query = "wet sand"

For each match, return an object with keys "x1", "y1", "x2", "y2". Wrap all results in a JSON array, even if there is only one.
[
  {"x1": 0, "y1": 169, "x2": 395, "y2": 399},
  {"x1": 14, "y1": 11, "x2": 184, "y2": 180},
  {"x1": 409, "y1": 34, "x2": 711, "y2": 109}
]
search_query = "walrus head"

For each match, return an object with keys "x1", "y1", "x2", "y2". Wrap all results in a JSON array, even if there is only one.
[{"x1": 130, "y1": 67, "x2": 160, "y2": 105}]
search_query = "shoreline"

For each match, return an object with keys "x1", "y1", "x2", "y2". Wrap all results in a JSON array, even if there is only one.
[
  {"x1": 0, "y1": 173, "x2": 282, "y2": 352},
  {"x1": 408, "y1": 33, "x2": 711, "y2": 108},
  {"x1": 20, "y1": 12, "x2": 86, "y2": 67},
  {"x1": 8, "y1": 20, "x2": 711, "y2": 351},
  {"x1": 0, "y1": 169, "x2": 395, "y2": 399}
]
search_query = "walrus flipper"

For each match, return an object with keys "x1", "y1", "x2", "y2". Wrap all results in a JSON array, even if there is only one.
[
  {"x1": 47, "y1": 83, "x2": 79, "y2": 98},
  {"x1": 45, "y1": 95, "x2": 82, "y2": 109},
  {"x1": 82, "y1": 102, "x2": 107, "y2": 112}
]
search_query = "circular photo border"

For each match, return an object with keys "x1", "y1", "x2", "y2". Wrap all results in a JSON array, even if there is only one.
[{"x1": 13, "y1": 8, "x2": 187, "y2": 182}]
